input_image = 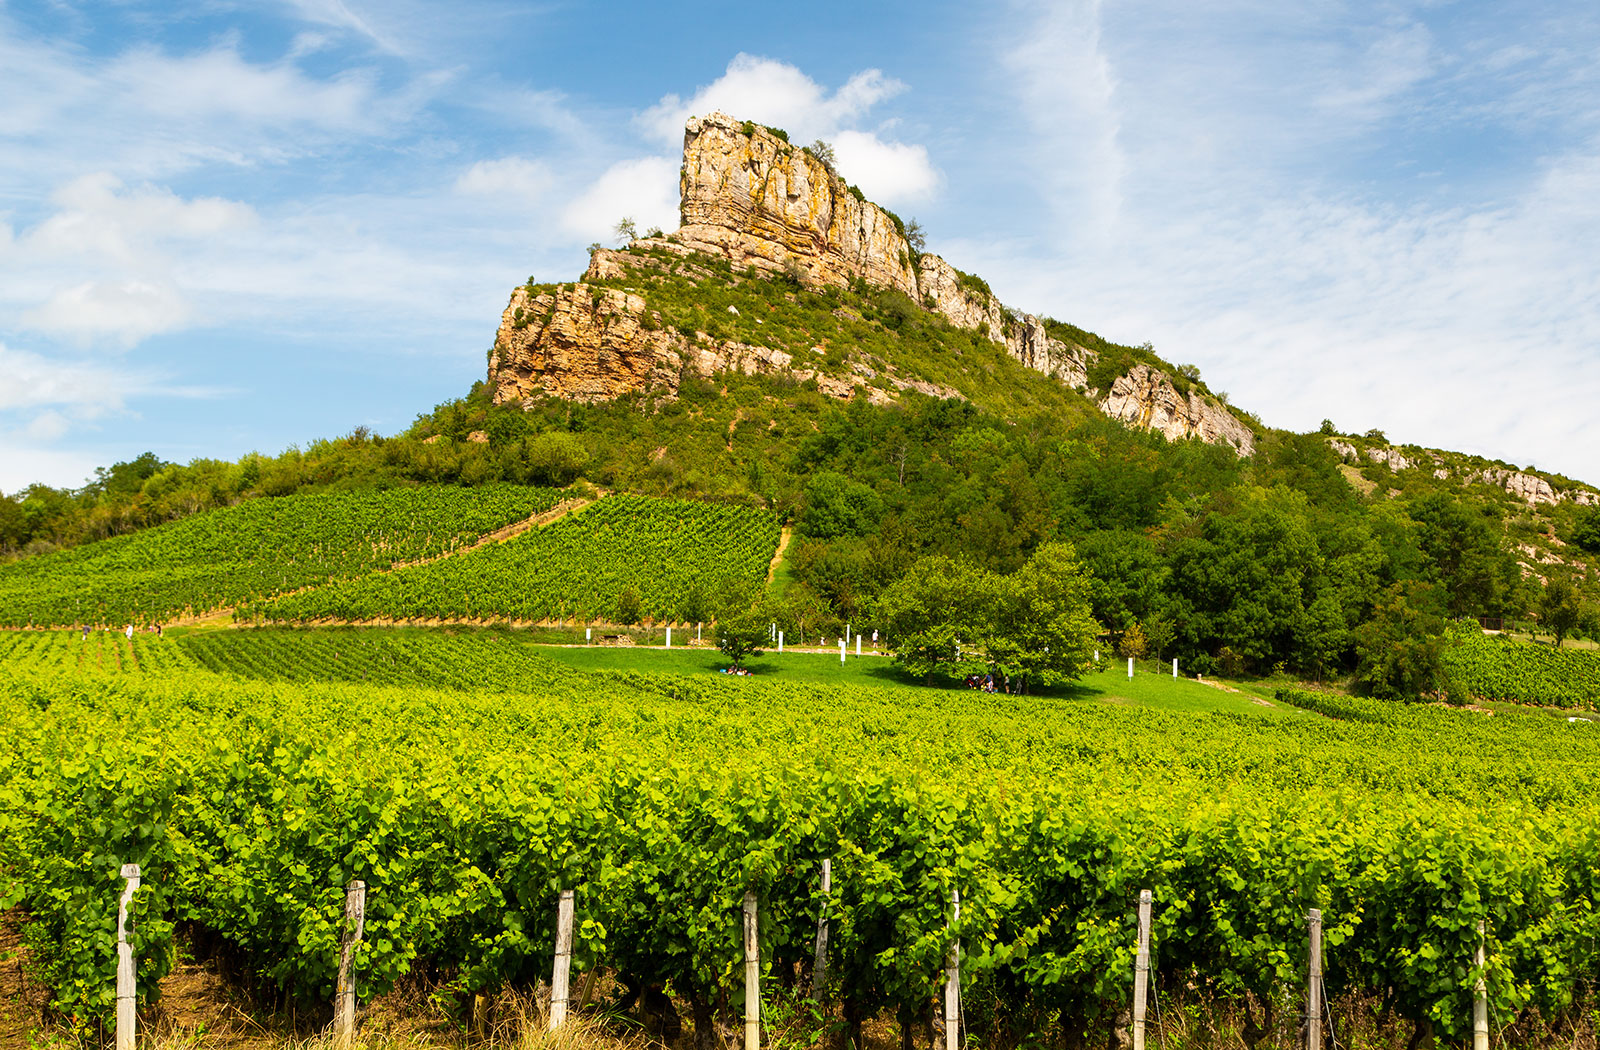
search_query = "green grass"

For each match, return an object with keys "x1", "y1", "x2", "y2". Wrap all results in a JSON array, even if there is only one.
[{"x1": 538, "y1": 641, "x2": 1290, "y2": 717}]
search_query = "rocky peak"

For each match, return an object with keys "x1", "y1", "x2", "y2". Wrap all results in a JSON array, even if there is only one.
[
  {"x1": 490, "y1": 110, "x2": 1256, "y2": 455},
  {"x1": 675, "y1": 113, "x2": 920, "y2": 296}
]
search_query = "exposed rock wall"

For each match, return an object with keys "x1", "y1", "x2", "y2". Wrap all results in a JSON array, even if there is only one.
[
  {"x1": 490, "y1": 282, "x2": 956, "y2": 408},
  {"x1": 1099, "y1": 366, "x2": 1256, "y2": 455},
  {"x1": 676, "y1": 113, "x2": 920, "y2": 296},
  {"x1": 491, "y1": 109, "x2": 1255, "y2": 454},
  {"x1": 1323, "y1": 437, "x2": 1599, "y2": 506}
]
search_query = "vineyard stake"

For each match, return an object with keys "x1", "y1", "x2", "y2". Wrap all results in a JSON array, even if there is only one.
[
  {"x1": 333, "y1": 879, "x2": 366, "y2": 1050},
  {"x1": 944, "y1": 889, "x2": 960, "y2": 1050},
  {"x1": 1133, "y1": 889, "x2": 1151, "y2": 1050},
  {"x1": 811, "y1": 859, "x2": 831, "y2": 999},
  {"x1": 1474, "y1": 919, "x2": 1488, "y2": 1050},
  {"x1": 549, "y1": 889, "x2": 575, "y2": 1031},
  {"x1": 116, "y1": 863, "x2": 140, "y2": 1050},
  {"x1": 1307, "y1": 908, "x2": 1323, "y2": 1050},
  {"x1": 743, "y1": 891, "x2": 760, "y2": 1050}
]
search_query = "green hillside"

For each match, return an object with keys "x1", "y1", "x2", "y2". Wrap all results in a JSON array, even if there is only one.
[
  {"x1": 256, "y1": 494, "x2": 780, "y2": 625},
  {"x1": 0, "y1": 484, "x2": 564, "y2": 626}
]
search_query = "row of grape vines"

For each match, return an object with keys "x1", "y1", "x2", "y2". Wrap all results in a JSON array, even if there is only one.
[
  {"x1": 257, "y1": 495, "x2": 781, "y2": 625},
  {"x1": 1443, "y1": 623, "x2": 1600, "y2": 707},
  {"x1": 5, "y1": 637, "x2": 1600, "y2": 1044},
  {"x1": 0, "y1": 485, "x2": 565, "y2": 628}
]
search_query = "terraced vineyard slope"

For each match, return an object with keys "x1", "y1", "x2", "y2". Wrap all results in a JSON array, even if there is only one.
[
  {"x1": 259, "y1": 494, "x2": 780, "y2": 625},
  {"x1": 0, "y1": 485, "x2": 564, "y2": 627}
]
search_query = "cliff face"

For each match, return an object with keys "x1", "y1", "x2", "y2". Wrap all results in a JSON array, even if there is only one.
[
  {"x1": 1099, "y1": 366, "x2": 1256, "y2": 454},
  {"x1": 491, "y1": 281, "x2": 958, "y2": 407},
  {"x1": 490, "y1": 110, "x2": 1252, "y2": 453},
  {"x1": 1325, "y1": 438, "x2": 1600, "y2": 506},
  {"x1": 676, "y1": 113, "x2": 920, "y2": 296}
]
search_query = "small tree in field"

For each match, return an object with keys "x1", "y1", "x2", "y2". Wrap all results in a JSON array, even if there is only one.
[{"x1": 716, "y1": 605, "x2": 769, "y2": 668}]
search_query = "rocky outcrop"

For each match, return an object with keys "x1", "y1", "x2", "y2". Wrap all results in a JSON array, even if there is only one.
[
  {"x1": 490, "y1": 110, "x2": 1254, "y2": 454},
  {"x1": 489, "y1": 282, "x2": 956, "y2": 408},
  {"x1": 1098, "y1": 366, "x2": 1255, "y2": 454},
  {"x1": 1478, "y1": 468, "x2": 1558, "y2": 505},
  {"x1": 1324, "y1": 437, "x2": 1600, "y2": 506},
  {"x1": 675, "y1": 113, "x2": 919, "y2": 295}
]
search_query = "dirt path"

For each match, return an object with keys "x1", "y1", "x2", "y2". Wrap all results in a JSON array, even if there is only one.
[
  {"x1": 766, "y1": 527, "x2": 793, "y2": 588},
  {"x1": 162, "y1": 496, "x2": 596, "y2": 629}
]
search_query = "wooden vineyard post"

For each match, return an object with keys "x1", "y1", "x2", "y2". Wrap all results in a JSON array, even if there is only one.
[
  {"x1": 549, "y1": 889, "x2": 575, "y2": 1031},
  {"x1": 116, "y1": 863, "x2": 140, "y2": 1050},
  {"x1": 1133, "y1": 889, "x2": 1151, "y2": 1050},
  {"x1": 811, "y1": 858, "x2": 831, "y2": 998},
  {"x1": 743, "y1": 892, "x2": 760, "y2": 1050},
  {"x1": 1474, "y1": 920, "x2": 1489, "y2": 1050},
  {"x1": 1307, "y1": 908, "x2": 1323, "y2": 1050},
  {"x1": 333, "y1": 880, "x2": 367, "y2": 1050},
  {"x1": 944, "y1": 889, "x2": 961, "y2": 1050}
]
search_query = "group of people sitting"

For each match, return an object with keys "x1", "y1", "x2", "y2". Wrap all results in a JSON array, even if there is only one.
[
  {"x1": 964, "y1": 672, "x2": 1008, "y2": 694},
  {"x1": 719, "y1": 666, "x2": 755, "y2": 676}
]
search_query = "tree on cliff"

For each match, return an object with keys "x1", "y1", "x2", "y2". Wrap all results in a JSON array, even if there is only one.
[{"x1": 614, "y1": 217, "x2": 638, "y2": 244}]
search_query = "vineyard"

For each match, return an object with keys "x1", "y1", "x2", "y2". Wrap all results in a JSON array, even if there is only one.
[
  {"x1": 5, "y1": 630, "x2": 1600, "y2": 1048},
  {"x1": 258, "y1": 495, "x2": 781, "y2": 625},
  {"x1": 1444, "y1": 623, "x2": 1600, "y2": 708},
  {"x1": 0, "y1": 485, "x2": 565, "y2": 628}
]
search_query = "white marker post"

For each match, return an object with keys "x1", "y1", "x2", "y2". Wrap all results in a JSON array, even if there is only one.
[
  {"x1": 839, "y1": 638, "x2": 846, "y2": 664},
  {"x1": 666, "y1": 626, "x2": 672, "y2": 649},
  {"x1": 1172, "y1": 657, "x2": 1178, "y2": 678},
  {"x1": 1128, "y1": 657, "x2": 1134, "y2": 680},
  {"x1": 778, "y1": 630, "x2": 784, "y2": 654},
  {"x1": 585, "y1": 627, "x2": 591, "y2": 644},
  {"x1": 856, "y1": 636, "x2": 861, "y2": 656},
  {"x1": 116, "y1": 864, "x2": 140, "y2": 1050}
]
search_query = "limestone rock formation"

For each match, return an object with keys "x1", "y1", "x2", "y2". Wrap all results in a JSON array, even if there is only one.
[
  {"x1": 490, "y1": 281, "x2": 956, "y2": 408},
  {"x1": 675, "y1": 113, "x2": 919, "y2": 295},
  {"x1": 1098, "y1": 366, "x2": 1255, "y2": 455},
  {"x1": 490, "y1": 110, "x2": 1253, "y2": 454}
]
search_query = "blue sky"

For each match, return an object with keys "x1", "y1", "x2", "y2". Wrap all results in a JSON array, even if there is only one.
[{"x1": 3, "y1": 0, "x2": 1599, "y2": 492}]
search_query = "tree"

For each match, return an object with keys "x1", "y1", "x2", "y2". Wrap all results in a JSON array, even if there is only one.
[
  {"x1": 876, "y1": 555, "x2": 994, "y2": 683},
  {"x1": 1539, "y1": 576, "x2": 1582, "y2": 648},
  {"x1": 800, "y1": 472, "x2": 883, "y2": 539},
  {"x1": 1353, "y1": 583, "x2": 1463, "y2": 703},
  {"x1": 525, "y1": 431, "x2": 589, "y2": 486},
  {"x1": 1118, "y1": 622, "x2": 1149, "y2": 660},
  {"x1": 1570, "y1": 506, "x2": 1600, "y2": 554},
  {"x1": 997, "y1": 542, "x2": 1101, "y2": 691},
  {"x1": 715, "y1": 604, "x2": 770, "y2": 668},
  {"x1": 1319, "y1": 419, "x2": 1338, "y2": 436},
  {"x1": 904, "y1": 219, "x2": 926, "y2": 257},
  {"x1": 808, "y1": 139, "x2": 836, "y2": 171},
  {"x1": 614, "y1": 217, "x2": 638, "y2": 243},
  {"x1": 614, "y1": 585, "x2": 642, "y2": 625},
  {"x1": 1142, "y1": 613, "x2": 1176, "y2": 662}
]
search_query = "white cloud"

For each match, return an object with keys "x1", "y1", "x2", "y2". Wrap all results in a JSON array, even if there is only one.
[
  {"x1": 0, "y1": 441, "x2": 102, "y2": 494},
  {"x1": 833, "y1": 131, "x2": 940, "y2": 204},
  {"x1": 22, "y1": 280, "x2": 192, "y2": 348},
  {"x1": 1003, "y1": 0, "x2": 1124, "y2": 237},
  {"x1": 638, "y1": 54, "x2": 905, "y2": 146},
  {"x1": 455, "y1": 157, "x2": 553, "y2": 201},
  {"x1": 0, "y1": 343, "x2": 136, "y2": 413},
  {"x1": 560, "y1": 157, "x2": 681, "y2": 242},
  {"x1": 24, "y1": 411, "x2": 72, "y2": 443}
]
